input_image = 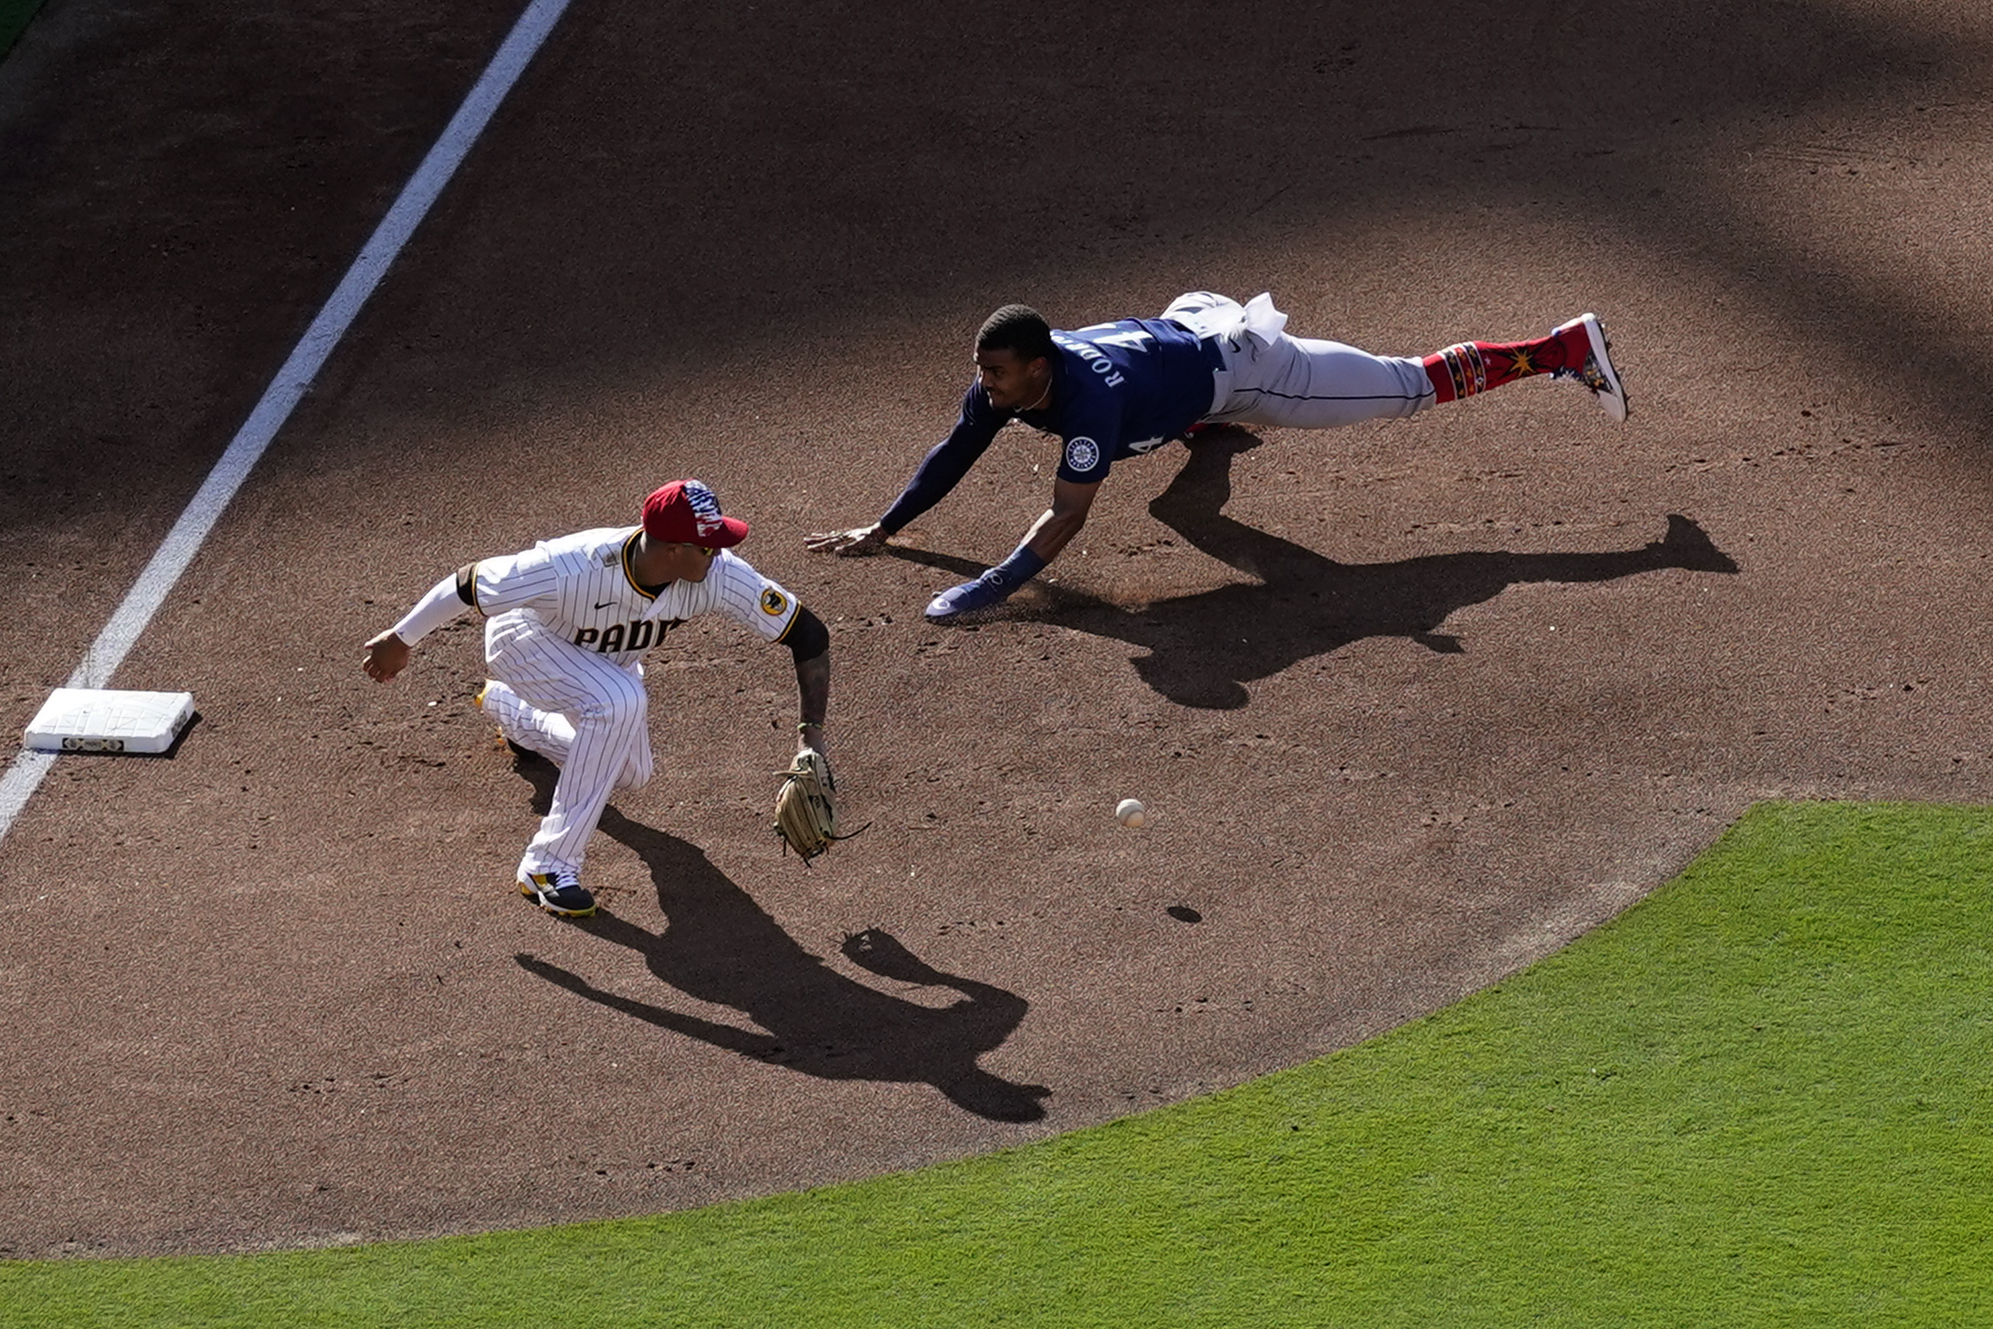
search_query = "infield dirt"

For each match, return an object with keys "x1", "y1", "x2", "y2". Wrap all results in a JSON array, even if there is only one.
[{"x1": 2, "y1": 0, "x2": 1990, "y2": 1256}]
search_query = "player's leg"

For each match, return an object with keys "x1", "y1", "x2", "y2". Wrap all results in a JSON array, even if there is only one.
[
  {"x1": 478, "y1": 676, "x2": 568, "y2": 759},
  {"x1": 484, "y1": 616, "x2": 654, "y2": 916},
  {"x1": 479, "y1": 674, "x2": 652, "y2": 791},
  {"x1": 1422, "y1": 314, "x2": 1628, "y2": 420},
  {"x1": 1187, "y1": 292, "x2": 1627, "y2": 428},
  {"x1": 1207, "y1": 331, "x2": 1435, "y2": 429}
]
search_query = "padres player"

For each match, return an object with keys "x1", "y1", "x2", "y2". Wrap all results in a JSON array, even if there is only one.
[
  {"x1": 361, "y1": 480, "x2": 831, "y2": 918},
  {"x1": 807, "y1": 292, "x2": 1627, "y2": 619}
]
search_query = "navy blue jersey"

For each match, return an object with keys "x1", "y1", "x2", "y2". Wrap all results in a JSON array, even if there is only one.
[
  {"x1": 1016, "y1": 318, "x2": 1222, "y2": 481},
  {"x1": 877, "y1": 318, "x2": 1222, "y2": 534}
]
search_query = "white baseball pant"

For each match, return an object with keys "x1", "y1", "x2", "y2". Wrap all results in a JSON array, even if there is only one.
[
  {"x1": 1162, "y1": 291, "x2": 1435, "y2": 429},
  {"x1": 480, "y1": 610, "x2": 654, "y2": 880}
]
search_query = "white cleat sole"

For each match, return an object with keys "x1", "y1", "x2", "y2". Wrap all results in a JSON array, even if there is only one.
[{"x1": 1557, "y1": 312, "x2": 1629, "y2": 423}]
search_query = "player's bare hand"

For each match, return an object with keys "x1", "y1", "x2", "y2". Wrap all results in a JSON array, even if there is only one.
[
  {"x1": 805, "y1": 523, "x2": 887, "y2": 556},
  {"x1": 361, "y1": 631, "x2": 411, "y2": 683}
]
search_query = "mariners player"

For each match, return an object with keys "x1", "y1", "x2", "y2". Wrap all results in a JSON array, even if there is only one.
[
  {"x1": 361, "y1": 480, "x2": 831, "y2": 918},
  {"x1": 806, "y1": 292, "x2": 1627, "y2": 619}
]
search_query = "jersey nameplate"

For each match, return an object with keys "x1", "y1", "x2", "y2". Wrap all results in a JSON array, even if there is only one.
[{"x1": 1055, "y1": 328, "x2": 1153, "y2": 388}]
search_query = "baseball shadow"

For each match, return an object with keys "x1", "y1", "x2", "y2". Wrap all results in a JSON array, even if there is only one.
[
  {"x1": 1014, "y1": 429, "x2": 1740, "y2": 709},
  {"x1": 513, "y1": 800, "x2": 1050, "y2": 1123}
]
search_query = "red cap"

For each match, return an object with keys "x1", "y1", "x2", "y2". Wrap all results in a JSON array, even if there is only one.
[{"x1": 641, "y1": 480, "x2": 749, "y2": 548}]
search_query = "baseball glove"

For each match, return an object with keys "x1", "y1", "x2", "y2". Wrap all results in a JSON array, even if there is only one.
[{"x1": 773, "y1": 748, "x2": 859, "y2": 863}]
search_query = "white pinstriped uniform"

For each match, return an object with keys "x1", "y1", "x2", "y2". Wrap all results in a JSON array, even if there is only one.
[{"x1": 467, "y1": 526, "x2": 800, "y2": 879}]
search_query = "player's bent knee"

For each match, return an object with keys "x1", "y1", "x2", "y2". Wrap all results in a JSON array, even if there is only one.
[
  {"x1": 614, "y1": 750, "x2": 655, "y2": 792},
  {"x1": 574, "y1": 682, "x2": 647, "y2": 727}
]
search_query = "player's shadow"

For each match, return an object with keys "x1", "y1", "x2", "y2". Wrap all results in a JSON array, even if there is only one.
[
  {"x1": 513, "y1": 800, "x2": 1050, "y2": 1123},
  {"x1": 1018, "y1": 429, "x2": 1740, "y2": 709}
]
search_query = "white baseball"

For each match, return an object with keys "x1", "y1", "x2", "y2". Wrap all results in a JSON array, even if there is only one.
[{"x1": 1115, "y1": 798, "x2": 1146, "y2": 828}]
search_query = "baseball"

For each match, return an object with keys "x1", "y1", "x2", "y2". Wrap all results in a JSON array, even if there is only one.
[{"x1": 1115, "y1": 798, "x2": 1146, "y2": 828}]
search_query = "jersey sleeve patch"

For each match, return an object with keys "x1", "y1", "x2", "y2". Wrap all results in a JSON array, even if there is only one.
[
  {"x1": 760, "y1": 587, "x2": 789, "y2": 617},
  {"x1": 1063, "y1": 436, "x2": 1103, "y2": 474}
]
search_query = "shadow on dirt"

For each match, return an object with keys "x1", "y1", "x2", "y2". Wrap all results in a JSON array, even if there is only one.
[
  {"x1": 513, "y1": 800, "x2": 1051, "y2": 1123},
  {"x1": 1061, "y1": 430, "x2": 1739, "y2": 707},
  {"x1": 890, "y1": 429, "x2": 1740, "y2": 709}
]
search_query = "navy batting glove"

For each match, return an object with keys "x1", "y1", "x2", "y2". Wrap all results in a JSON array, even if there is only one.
[{"x1": 925, "y1": 572, "x2": 1012, "y2": 621}]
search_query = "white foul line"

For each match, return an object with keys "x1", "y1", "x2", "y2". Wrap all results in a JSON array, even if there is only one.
[{"x1": 0, "y1": 0, "x2": 573, "y2": 839}]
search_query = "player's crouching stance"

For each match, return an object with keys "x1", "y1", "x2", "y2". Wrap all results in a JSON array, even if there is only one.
[{"x1": 360, "y1": 480, "x2": 832, "y2": 919}]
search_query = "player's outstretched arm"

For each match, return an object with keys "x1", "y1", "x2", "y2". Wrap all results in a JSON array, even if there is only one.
[
  {"x1": 809, "y1": 402, "x2": 1006, "y2": 557},
  {"x1": 361, "y1": 568, "x2": 474, "y2": 683},
  {"x1": 771, "y1": 608, "x2": 850, "y2": 863},
  {"x1": 1018, "y1": 476, "x2": 1099, "y2": 564},
  {"x1": 779, "y1": 606, "x2": 832, "y2": 753},
  {"x1": 925, "y1": 478, "x2": 1099, "y2": 622},
  {"x1": 795, "y1": 654, "x2": 830, "y2": 756}
]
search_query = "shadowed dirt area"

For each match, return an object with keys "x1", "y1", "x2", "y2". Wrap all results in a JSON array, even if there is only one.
[{"x1": 1, "y1": 0, "x2": 1989, "y2": 1255}]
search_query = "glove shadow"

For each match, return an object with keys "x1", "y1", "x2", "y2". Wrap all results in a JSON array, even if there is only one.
[
  {"x1": 516, "y1": 808, "x2": 1051, "y2": 1124},
  {"x1": 840, "y1": 927, "x2": 946, "y2": 985}
]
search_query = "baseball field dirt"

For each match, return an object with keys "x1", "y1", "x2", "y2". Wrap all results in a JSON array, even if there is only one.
[{"x1": 2, "y1": 0, "x2": 1989, "y2": 1256}]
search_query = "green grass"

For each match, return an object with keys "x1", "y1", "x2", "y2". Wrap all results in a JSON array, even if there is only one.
[
  {"x1": 3, "y1": 801, "x2": 1989, "y2": 1327},
  {"x1": 0, "y1": 0, "x2": 45, "y2": 61}
]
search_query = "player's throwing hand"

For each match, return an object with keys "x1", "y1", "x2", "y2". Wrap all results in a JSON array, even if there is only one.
[{"x1": 361, "y1": 630, "x2": 411, "y2": 683}]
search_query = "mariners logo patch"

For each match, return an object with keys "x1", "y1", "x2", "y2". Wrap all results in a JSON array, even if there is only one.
[
  {"x1": 760, "y1": 588, "x2": 789, "y2": 616},
  {"x1": 1064, "y1": 436, "x2": 1102, "y2": 472}
]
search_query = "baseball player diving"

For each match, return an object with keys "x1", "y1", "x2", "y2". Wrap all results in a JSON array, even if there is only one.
[
  {"x1": 361, "y1": 480, "x2": 833, "y2": 918},
  {"x1": 806, "y1": 291, "x2": 1628, "y2": 620}
]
